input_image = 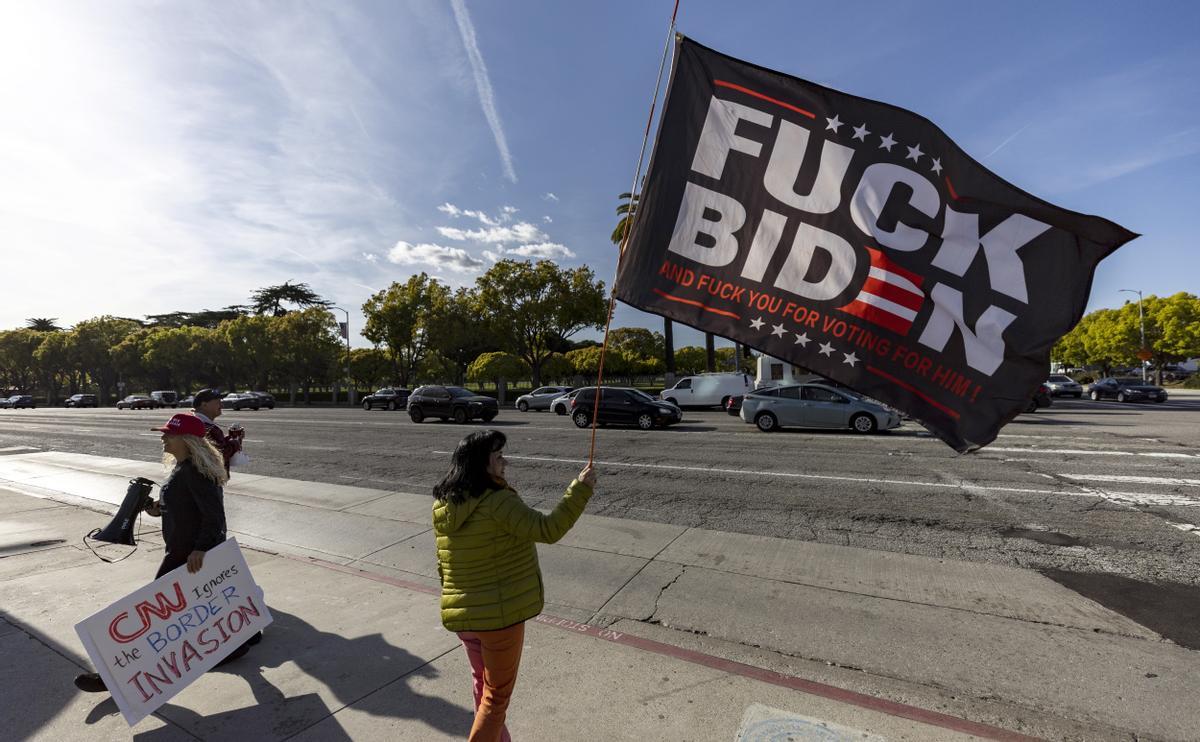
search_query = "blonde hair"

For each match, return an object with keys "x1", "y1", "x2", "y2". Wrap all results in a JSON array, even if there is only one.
[{"x1": 162, "y1": 435, "x2": 229, "y2": 486}]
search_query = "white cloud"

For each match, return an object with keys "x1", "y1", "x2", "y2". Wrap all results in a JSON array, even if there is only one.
[
  {"x1": 508, "y1": 242, "x2": 576, "y2": 259},
  {"x1": 437, "y1": 201, "x2": 499, "y2": 226},
  {"x1": 449, "y1": 0, "x2": 516, "y2": 183},
  {"x1": 387, "y1": 241, "x2": 485, "y2": 272},
  {"x1": 436, "y1": 221, "x2": 546, "y2": 244},
  {"x1": 362, "y1": 252, "x2": 379, "y2": 263},
  {"x1": 542, "y1": 192, "x2": 559, "y2": 202},
  {"x1": 542, "y1": 215, "x2": 552, "y2": 223}
]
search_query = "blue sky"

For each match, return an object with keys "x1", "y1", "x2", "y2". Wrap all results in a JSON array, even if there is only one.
[{"x1": 2, "y1": 1, "x2": 1197, "y2": 349}]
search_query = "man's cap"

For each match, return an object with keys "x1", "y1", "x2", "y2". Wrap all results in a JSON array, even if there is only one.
[
  {"x1": 193, "y1": 389, "x2": 222, "y2": 406},
  {"x1": 151, "y1": 413, "x2": 207, "y2": 438}
]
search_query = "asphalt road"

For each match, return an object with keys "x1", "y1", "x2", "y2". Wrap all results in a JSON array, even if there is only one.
[{"x1": 2, "y1": 395, "x2": 1198, "y2": 600}]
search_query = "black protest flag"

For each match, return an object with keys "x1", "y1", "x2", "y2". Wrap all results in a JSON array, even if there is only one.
[{"x1": 615, "y1": 36, "x2": 1136, "y2": 452}]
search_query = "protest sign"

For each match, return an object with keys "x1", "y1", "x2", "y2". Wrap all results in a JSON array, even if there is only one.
[
  {"x1": 616, "y1": 36, "x2": 1136, "y2": 451},
  {"x1": 74, "y1": 538, "x2": 271, "y2": 725}
]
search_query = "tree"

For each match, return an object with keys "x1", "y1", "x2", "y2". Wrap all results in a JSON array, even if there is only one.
[
  {"x1": 0, "y1": 329, "x2": 44, "y2": 393},
  {"x1": 219, "y1": 315, "x2": 276, "y2": 391},
  {"x1": 426, "y1": 287, "x2": 499, "y2": 385},
  {"x1": 33, "y1": 330, "x2": 77, "y2": 402},
  {"x1": 146, "y1": 307, "x2": 247, "y2": 329},
  {"x1": 72, "y1": 316, "x2": 142, "y2": 404},
  {"x1": 361, "y1": 274, "x2": 449, "y2": 387},
  {"x1": 26, "y1": 318, "x2": 61, "y2": 332},
  {"x1": 1139, "y1": 292, "x2": 1200, "y2": 384},
  {"x1": 474, "y1": 260, "x2": 607, "y2": 386},
  {"x1": 271, "y1": 308, "x2": 341, "y2": 403},
  {"x1": 467, "y1": 351, "x2": 529, "y2": 404},
  {"x1": 612, "y1": 192, "x2": 676, "y2": 376},
  {"x1": 349, "y1": 347, "x2": 394, "y2": 391},
  {"x1": 250, "y1": 281, "x2": 331, "y2": 317},
  {"x1": 608, "y1": 327, "x2": 664, "y2": 361},
  {"x1": 540, "y1": 352, "x2": 573, "y2": 382}
]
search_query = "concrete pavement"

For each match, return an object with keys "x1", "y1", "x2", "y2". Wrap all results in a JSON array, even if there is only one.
[{"x1": 2, "y1": 451, "x2": 1198, "y2": 740}]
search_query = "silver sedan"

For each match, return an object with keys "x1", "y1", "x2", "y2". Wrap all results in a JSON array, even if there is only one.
[
  {"x1": 549, "y1": 389, "x2": 582, "y2": 415},
  {"x1": 740, "y1": 384, "x2": 901, "y2": 433},
  {"x1": 514, "y1": 386, "x2": 572, "y2": 412}
]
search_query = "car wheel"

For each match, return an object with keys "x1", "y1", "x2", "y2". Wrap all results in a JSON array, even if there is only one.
[
  {"x1": 362, "y1": 400, "x2": 371, "y2": 410},
  {"x1": 1117, "y1": 392, "x2": 1126, "y2": 403},
  {"x1": 572, "y1": 411, "x2": 591, "y2": 428},
  {"x1": 481, "y1": 412, "x2": 496, "y2": 422},
  {"x1": 851, "y1": 413, "x2": 878, "y2": 433},
  {"x1": 1090, "y1": 390, "x2": 1101, "y2": 401},
  {"x1": 755, "y1": 412, "x2": 777, "y2": 432},
  {"x1": 1073, "y1": 392, "x2": 1082, "y2": 398},
  {"x1": 720, "y1": 395, "x2": 731, "y2": 410},
  {"x1": 554, "y1": 404, "x2": 565, "y2": 415},
  {"x1": 387, "y1": 400, "x2": 397, "y2": 411},
  {"x1": 409, "y1": 406, "x2": 425, "y2": 423},
  {"x1": 637, "y1": 413, "x2": 654, "y2": 430},
  {"x1": 1026, "y1": 399, "x2": 1038, "y2": 412},
  {"x1": 453, "y1": 407, "x2": 468, "y2": 424},
  {"x1": 518, "y1": 400, "x2": 529, "y2": 412}
]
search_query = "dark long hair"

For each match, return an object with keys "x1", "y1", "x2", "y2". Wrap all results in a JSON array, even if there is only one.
[{"x1": 433, "y1": 430, "x2": 506, "y2": 505}]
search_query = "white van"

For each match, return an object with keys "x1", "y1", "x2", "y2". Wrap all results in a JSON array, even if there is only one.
[
  {"x1": 659, "y1": 372, "x2": 752, "y2": 408},
  {"x1": 755, "y1": 355, "x2": 810, "y2": 389}
]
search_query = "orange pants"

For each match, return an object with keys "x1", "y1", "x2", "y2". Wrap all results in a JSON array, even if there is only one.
[{"x1": 458, "y1": 622, "x2": 526, "y2": 742}]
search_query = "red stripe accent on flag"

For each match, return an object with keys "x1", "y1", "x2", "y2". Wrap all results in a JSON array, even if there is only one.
[
  {"x1": 652, "y1": 288, "x2": 742, "y2": 319},
  {"x1": 945, "y1": 176, "x2": 960, "y2": 201},
  {"x1": 865, "y1": 246, "x2": 924, "y2": 288},
  {"x1": 840, "y1": 301, "x2": 913, "y2": 335},
  {"x1": 866, "y1": 365, "x2": 961, "y2": 420},
  {"x1": 860, "y1": 278, "x2": 924, "y2": 311},
  {"x1": 713, "y1": 80, "x2": 816, "y2": 119}
]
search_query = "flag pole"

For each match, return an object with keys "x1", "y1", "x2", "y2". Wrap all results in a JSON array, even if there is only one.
[{"x1": 588, "y1": 0, "x2": 681, "y2": 466}]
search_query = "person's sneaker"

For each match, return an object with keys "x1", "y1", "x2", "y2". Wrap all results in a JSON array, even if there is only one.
[{"x1": 74, "y1": 672, "x2": 107, "y2": 693}]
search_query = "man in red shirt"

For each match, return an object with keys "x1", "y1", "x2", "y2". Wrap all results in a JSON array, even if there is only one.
[{"x1": 191, "y1": 389, "x2": 243, "y2": 473}]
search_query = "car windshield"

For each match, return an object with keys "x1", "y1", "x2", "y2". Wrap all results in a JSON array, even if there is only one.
[
  {"x1": 629, "y1": 390, "x2": 657, "y2": 403},
  {"x1": 447, "y1": 387, "x2": 475, "y2": 398},
  {"x1": 1049, "y1": 375, "x2": 1072, "y2": 382},
  {"x1": 1116, "y1": 378, "x2": 1144, "y2": 385}
]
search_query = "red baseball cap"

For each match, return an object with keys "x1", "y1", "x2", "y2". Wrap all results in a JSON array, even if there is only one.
[{"x1": 151, "y1": 413, "x2": 207, "y2": 437}]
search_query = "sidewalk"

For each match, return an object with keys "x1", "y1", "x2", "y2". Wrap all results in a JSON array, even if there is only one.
[{"x1": 2, "y1": 452, "x2": 1198, "y2": 740}]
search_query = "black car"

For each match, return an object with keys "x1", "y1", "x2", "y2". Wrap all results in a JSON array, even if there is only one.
[
  {"x1": 362, "y1": 387, "x2": 410, "y2": 411},
  {"x1": 570, "y1": 387, "x2": 682, "y2": 430},
  {"x1": 1088, "y1": 377, "x2": 1168, "y2": 403},
  {"x1": 65, "y1": 393, "x2": 98, "y2": 408},
  {"x1": 221, "y1": 392, "x2": 260, "y2": 411},
  {"x1": 407, "y1": 386, "x2": 498, "y2": 424},
  {"x1": 244, "y1": 391, "x2": 276, "y2": 409},
  {"x1": 1, "y1": 394, "x2": 35, "y2": 409},
  {"x1": 724, "y1": 394, "x2": 743, "y2": 415}
]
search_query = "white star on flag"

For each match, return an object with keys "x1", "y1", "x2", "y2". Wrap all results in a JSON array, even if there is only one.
[
  {"x1": 818, "y1": 342, "x2": 835, "y2": 357},
  {"x1": 771, "y1": 323, "x2": 787, "y2": 338},
  {"x1": 852, "y1": 124, "x2": 870, "y2": 141},
  {"x1": 825, "y1": 115, "x2": 842, "y2": 133},
  {"x1": 931, "y1": 157, "x2": 943, "y2": 175},
  {"x1": 905, "y1": 144, "x2": 923, "y2": 163},
  {"x1": 878, "y1": 133, "x2": 896, "y2": 152},
  {"x1": 794, "y1": 332, "x2": 810, "y2": 346},
  {"x1": 842, "y1": 352, "x2": 859, "y2": 367},
  {"x1": 749, "y1": 316, "x2": 765, "y2": 330}
]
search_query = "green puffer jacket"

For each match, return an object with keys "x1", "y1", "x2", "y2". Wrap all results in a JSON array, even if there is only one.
[{"x1": 434, "y1": 479, "x2": 593, "y2": 632}]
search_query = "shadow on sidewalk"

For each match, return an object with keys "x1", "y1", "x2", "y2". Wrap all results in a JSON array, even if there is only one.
[{"x1": 81, "y1": 607, "x2": 474, "y2": 740}]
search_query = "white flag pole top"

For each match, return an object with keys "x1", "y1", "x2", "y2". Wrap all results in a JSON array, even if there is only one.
[{"x1": 74, "y1": 538, "x2": 272, "y2": 726}]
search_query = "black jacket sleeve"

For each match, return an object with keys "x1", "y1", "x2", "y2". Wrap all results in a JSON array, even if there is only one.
[{"x1": 189, "y1": 467, "x2": 227, "y2": 552}]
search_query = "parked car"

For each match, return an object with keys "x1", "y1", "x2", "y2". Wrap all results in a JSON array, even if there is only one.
[
  {"x1": 221, "y1": 392, "x2": 261, "y2": 411},
  {"x1": 1088, "y1": 377, "x2": 1168, "y2": 403},
  {"x1": 150, "y1": 390, "x2": 179, "y2": 408},
  {"x1": 246, "y1": 391, "x2": 276, "y2": 409},
  {"x1": 550, "y1": 389, "x2": 582, "y2": 415},
  {"x1": 724, "y1": 395, "x2": 744, "y2": 415},
  {"x1": 116, "y1": 395, "x2": 157, "y2": 410},
  {"x1": 1044, "y1": 375, "x2": 1082, "y2": 398},
  {"x1": 179, "y1": 394, "x2": 195, "y2": 408},
  {"x1": 515, "y1": 386, "x2": 572, "y2": 412},
  {"x1": 1026, "y1": 384, "x2": 1053, "y2": 412},
  {"x1": 660, "y1": 372, "x2": 752, "y2": 408},
  {"x1": 362, "y1": 387, "x2": 410, "y2": 411},
  {"x1": 570, "y1": 387, "x2": 682, "y2": 430},
  {"x1": 740, "y1": 383, "x2": 900, "y2": 433},
  {"x1": 1, "y1": 394, "x2": 35, "y2": 409},
  {"x1": 64, "y1": 393, "x2": 98, "y2": 408},
  {"x1": 407, "y1": 386, "x2": 498, "y2": 424}
]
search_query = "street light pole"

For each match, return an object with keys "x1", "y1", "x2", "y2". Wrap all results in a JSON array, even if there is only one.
[
  {"x1": 331, "y1": 306, "x2": 354, "y2": 405},
  {"x1": 1119, "y1": 289, "x2": 1146, "y2": 381}
]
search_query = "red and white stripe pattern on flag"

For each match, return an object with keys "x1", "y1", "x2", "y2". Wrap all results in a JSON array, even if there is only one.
[{"x1": 838, "y1": 247, "x2": 925, "y2": 336}]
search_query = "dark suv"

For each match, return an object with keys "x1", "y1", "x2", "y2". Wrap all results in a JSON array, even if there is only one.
[
  {"x1": 362, "y1": 387, "x2": 410, "y2": 411},
  {"x1": 408, "y1": 386, "x2": 498, "y2": 424},
  {"x1": 571, "y1": 387, "x2": 682, "y2": 430},
  {"x1": 65, "y1": 393, "x2": 98, "y2": 408}
]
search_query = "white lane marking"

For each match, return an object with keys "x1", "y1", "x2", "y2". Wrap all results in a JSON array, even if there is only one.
[
  {"x1": 0, "y1": 445, "x2": 40, "y2": 453},
  {"x1": 986, "y1": 447, "x2": 1199, "y2": 459},
  {"x1": 430, "y1": 451, "x2": 1200, "y2": 508},
  {"x1": 1062, "y1": 473, "x2": 1200, "y2": 487}
]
